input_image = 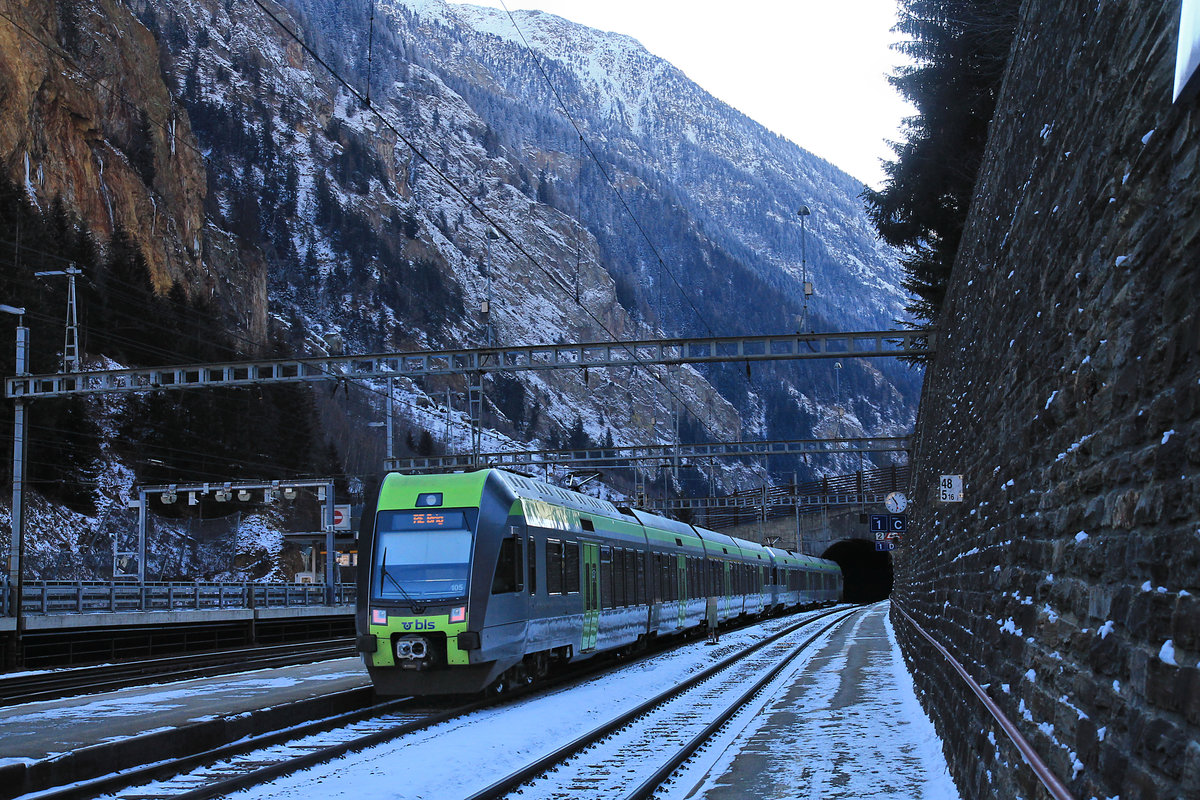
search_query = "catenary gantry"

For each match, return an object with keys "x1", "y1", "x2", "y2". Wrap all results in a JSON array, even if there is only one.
[
  {"x1": 4, "y1": 330, "x2": 932, "y2": 399},
  {"x1": 383, "y1": 436, "x2": 910, "y2": 473}
]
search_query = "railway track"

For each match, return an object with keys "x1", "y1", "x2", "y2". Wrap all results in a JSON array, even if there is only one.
[
  {"x1": 0, "y1": 639, "x2": 355, "y2": 706},
  {"x1": 10, "y1": 606, "x2": 849, "y2": 800},
  {"x1": 469, "y1": 605, "x2": 861, "y2": 800},
  {"x1": 23, "y1": 693, "x2": 467, "y2": 800},
  {"x1": 34, "y1": 607, "x2": 849, "y2": 800}
]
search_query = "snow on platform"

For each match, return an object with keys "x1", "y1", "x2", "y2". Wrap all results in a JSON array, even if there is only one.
[
  {"x1": 0, "y1": 658, "x2": 368, "y2": 766},
  {"x1": 676, "y1": 602, "x2": 960, "y2": 799},
  {"x1": 233, "y1": 603, "x2": 960, "y2": 799}
]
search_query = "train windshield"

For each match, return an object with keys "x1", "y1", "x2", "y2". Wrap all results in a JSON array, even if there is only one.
[{"x1": 373, "y1": 510, "x2": 473, "y2": 601}]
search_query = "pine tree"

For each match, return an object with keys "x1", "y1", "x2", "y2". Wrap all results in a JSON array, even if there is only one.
[{"x1": 863, "y1": 0, "x2": 1020, "y2": 328}]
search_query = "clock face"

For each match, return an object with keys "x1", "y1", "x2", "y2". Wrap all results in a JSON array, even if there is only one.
[{"x1": 885, "y1": 492, "x2": 908, "y2": 513}]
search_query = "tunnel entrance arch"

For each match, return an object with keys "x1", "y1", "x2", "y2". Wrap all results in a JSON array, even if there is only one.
[{"x1": 821, "y1": 538, "x2": 893, "y2": 604}]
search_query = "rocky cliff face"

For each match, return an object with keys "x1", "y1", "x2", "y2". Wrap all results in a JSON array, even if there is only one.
[
  {"x1": 2, "y1": 0, "x2": 915, "y2": 490},
  {"x1": 0, "y1": 0, "x2": 271, "y2": 341}
]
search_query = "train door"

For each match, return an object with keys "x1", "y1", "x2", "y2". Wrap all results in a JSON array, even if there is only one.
[
  {"x1": 722, "y1": 560, "x2": 731, "y2": 618},
  {"x1": 582, "y1": 542, "x2": 600, "y2": 651},
  {"x1": 676, "y1": 554, "x2": 687, "y2": 628}
]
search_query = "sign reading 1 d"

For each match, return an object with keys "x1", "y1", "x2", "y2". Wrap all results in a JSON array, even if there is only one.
[{"x1": 939, "y1": 474, "x2": 964, "y2": 503}]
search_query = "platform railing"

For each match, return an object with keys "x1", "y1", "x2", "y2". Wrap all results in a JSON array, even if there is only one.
[{"x1": 6, "y1": 581, "x2": 357, "y2": 616}]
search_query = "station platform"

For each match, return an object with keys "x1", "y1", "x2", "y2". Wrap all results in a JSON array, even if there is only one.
[
  {"x1": 0, "y1": 656, "x2": 370, "y2": 767},
  {"x1": 1, "y1": 605, "x2": 355, "y2": 671},
  {"x1": 0, "y1": 602, "x2": 353, "y2": 633},
  {"x1": 679, "y1": 602, "x2": 960, "y2": 799},
  {"x1": 0, "y1": 655, "x2": 372, "y2": 798}
]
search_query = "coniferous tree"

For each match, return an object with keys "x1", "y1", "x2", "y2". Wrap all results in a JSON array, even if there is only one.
[{"x1": 863, "y1": 0, "x2": 1020, "y2": 328}]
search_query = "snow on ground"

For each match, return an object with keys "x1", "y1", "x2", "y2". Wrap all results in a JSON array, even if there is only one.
[
  {"x1": 210, "y1": 611, "x2": 836, "y2": 800},
  {"x1": 676, "y1": 602, "x2": 960, "y2": 799},
  {"x1": 0, "y1": 662, "x2": 370, "y2": 764},
  {"x1": 217, "y1": 604, "x2": 959, "y2": 800}
]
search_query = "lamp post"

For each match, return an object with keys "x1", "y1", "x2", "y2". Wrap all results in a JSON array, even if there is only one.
[
  {"x1": 2, "y1": 304, "x2": 27, "y2": 668},
  {"x1": 797, "y1": 206, "x2": 813, "y2": 332},
  {"x1": 368, "y1": 378, "x2": 396, "y2": 466}
]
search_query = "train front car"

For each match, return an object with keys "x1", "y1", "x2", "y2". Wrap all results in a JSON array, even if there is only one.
[{"x1": 356, "y1": 470, "x2": 523, "y2": 696}]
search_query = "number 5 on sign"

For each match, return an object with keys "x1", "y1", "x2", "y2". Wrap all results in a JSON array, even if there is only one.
[{"x1": 939, "y1": 474, "x2": 963, "y2": 503}]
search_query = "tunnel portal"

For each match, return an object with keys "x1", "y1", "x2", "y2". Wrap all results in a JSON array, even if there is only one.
[{"x1": 821, "y1": 538, "x2": 893, "y2": 604}]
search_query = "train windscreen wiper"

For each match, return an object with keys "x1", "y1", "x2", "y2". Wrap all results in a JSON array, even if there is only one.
[{"x1": 379, "y1": 548, "x2": 419, "y2": 606}]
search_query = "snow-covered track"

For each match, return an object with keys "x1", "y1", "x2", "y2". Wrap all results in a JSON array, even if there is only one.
[
  {"x1": 468, "y1": 606, "x2": 860, "y2": 800},
  {"x1": 27, "y1": 694, "x2": 455, "y2": 800},
  {"x1": 0, "y1": 639, "x2": 355, "y2": 706}
]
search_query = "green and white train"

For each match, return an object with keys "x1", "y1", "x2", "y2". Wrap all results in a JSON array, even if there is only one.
[{"x1": 355, "y1": 469, "x2": 842, "y2": 695}]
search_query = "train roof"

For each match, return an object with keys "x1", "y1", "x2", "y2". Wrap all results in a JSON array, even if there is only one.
[
  {"x1": 490, "y1": 470, "x2": 631, "y2": 519},
  {"x1": 445, "y1": 472, "x2": 841, "y2": 569}
]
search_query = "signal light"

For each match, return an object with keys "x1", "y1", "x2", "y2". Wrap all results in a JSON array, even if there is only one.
[
  {"x1": 215, "y1": 490, "x2": 231, "y2": 502},
  {"x1": 161, "y1": 492, "x2": 177, "y2": 505},
  {"x1": 237, "y1": 489, "x2": 251, "y2": 502}
]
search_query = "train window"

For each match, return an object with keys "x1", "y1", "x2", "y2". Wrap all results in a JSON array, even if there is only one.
[
  {"x1": 608, "y1": 548, "x2": 618, "y2": 609},
  {"x1": 581, "y1": 518, "x2": 594, "y2": 532},
  {"x1": 547, "y1": 540, "x2": 564, "y2": 595},
  {"x1": 628, "y1": 551, "x2": 638, "y2": 606},
  {"x1": 650, "y1": 553, "x2": 660, "y2": 602},
  {"x1": 614, "y1": 549, "x2": 626, "y2": 607},
  {"x1": 565, "y1": 542, "x2": 581, "y2": 593},
  {"x1": 601, "y1": 547, "x2": 615, "y2": 610},
  {"x1": 528, "y1": 536, "x2": 537, "y2": 595},
  {"x1": 491, "y1": 536, "x2": 523, "y2": 594},
  {"x1": 635, "y1": 550, "x2": 645, "y2": 605}
]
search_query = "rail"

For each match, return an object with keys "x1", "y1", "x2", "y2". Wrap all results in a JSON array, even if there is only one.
[
  {"x1": 892, "y1": 602, "x2": 1076, "y2": 800},
  {"x1": 3, "y1": 581, "x2": 356, "y2": 616}
]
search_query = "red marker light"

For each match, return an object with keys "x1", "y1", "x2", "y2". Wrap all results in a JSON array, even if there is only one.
[{"x1": 450, "y1": 606, "x2": 466, "y2": 623}]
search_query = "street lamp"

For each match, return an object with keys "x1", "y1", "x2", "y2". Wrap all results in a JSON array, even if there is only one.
[{"x1": 2, "y1": 304, "x2": 26, "y2": 668}]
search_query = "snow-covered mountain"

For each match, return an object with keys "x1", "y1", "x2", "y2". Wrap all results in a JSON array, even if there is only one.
[
  {"x1": 436, "y1": 1, "x2": 908, "y2": 323},
  {"x1": 0, "y1": 0, "x2": 918, "y2": 579}
]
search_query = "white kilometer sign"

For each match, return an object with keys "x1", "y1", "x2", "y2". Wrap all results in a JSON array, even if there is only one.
[{"x1": 939, "y1": 475, "x2": 964, "y2": 503}]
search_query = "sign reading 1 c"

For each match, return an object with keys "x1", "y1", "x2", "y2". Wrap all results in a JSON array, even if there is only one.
[{"x1": 885, "y1": 492, "x2": 908, "y2": 513}]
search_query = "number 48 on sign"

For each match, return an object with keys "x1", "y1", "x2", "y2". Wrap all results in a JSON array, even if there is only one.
[{"x1": 939, "y1": 474, "x2": 964, "y2": 503}]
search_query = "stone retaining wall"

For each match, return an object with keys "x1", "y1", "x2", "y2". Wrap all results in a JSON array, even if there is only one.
[{"x1": 894, "y1": 1, "x2": 1200, "y2": 798}]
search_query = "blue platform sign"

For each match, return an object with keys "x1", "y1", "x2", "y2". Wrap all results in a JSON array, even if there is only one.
[
  {"x1": 869, "y1": 514, "x2": 889, "y2": 533},
  {"x1": 890, "y1": 514, "x2": 907, "y2": 533},
  {"x1": 875, "y1": 541, "x2": 896, "y2": 552}
]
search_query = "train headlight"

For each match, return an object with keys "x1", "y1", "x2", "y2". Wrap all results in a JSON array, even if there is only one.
[{"x1": 395, "y1": 636, "x2": 429, "y2": 660}]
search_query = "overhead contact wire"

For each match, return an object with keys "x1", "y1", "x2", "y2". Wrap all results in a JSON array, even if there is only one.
[{"x1": 246, "y1": 0, "x2": 723, "y2": 445}]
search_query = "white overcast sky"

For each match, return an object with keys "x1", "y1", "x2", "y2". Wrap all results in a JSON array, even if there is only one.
[{"x1": 449, "y1": 0, "x2": 914, "y2": 188}]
